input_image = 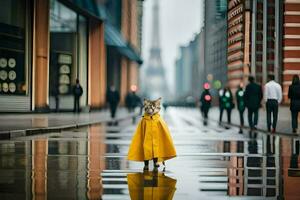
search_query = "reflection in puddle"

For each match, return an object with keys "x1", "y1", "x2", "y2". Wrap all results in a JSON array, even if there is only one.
[
  {"x1": 0, "y1": 125, "x2": 105, "y2": 199},
  {"x1": 225, "y1": 134, "x2": 300, "y2": 199},
  {"x1": 127, "y1": 171, "x2": 177, "y2": 200},
  {"x1": 1, "y1": 125, "x2": 300, "y2": 199}
]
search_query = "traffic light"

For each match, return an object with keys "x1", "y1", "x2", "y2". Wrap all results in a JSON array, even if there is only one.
[
  {"x1": 204, "y1": 94, "x2": 211, "y2": 102},
  {"x1": 203, "y1": 82, "x2": 210, "y2": 90},
  {"x1": 130, "y1": 84, "x2": 138, "y2": 92},
  {"x1": 237, "y1": 90, "x2": 244, "y2": 97}
]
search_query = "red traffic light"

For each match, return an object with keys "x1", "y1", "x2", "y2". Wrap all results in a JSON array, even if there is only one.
[
  {"x1": 203, "y1": 82, "x2": 210, "y2": 90},
  {"x1": 204, "y1": 94, "x2": 211, "y2": 101}
]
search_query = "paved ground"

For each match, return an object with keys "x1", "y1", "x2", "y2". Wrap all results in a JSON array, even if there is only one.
[
  {"x1": 0, "y1": 107, "x2": 299, "y2": 199},
  {"x1": 0, "y1": 108, "x2": 137, "y2": 138}
]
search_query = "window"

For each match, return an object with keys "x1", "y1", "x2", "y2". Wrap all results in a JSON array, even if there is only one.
[
  {"x1": 49, "y1": 0, "x2": 88, "y2": 109},
  {"x1": 0, "y1": 0, "x2": 27, "y2": 95},
  {"x1": 49, "y1": 0, "x2": 88, "y2": 95}
]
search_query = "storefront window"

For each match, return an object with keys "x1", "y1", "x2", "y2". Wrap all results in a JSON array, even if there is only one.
[
  {"x1": 0, "y1": 0, "x2": 27, "y2": 95},
  {"x1": 49, "y1": 0, "x2": 87, "y2": 110},
  {"x1": 50, "y1": 0, "x2": 77, "y2": 96}
]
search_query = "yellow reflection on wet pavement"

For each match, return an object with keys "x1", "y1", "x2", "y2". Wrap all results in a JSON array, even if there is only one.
[{"x1": 127, "y1": 171, "x2": 177, "y2": 200}]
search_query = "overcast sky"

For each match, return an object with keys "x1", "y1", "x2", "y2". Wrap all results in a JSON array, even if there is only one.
[{"x1": 141, "y1": 0, "x2": 204, "y2": 94}]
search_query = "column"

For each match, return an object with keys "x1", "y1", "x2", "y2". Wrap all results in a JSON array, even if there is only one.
[
  {"x1": 128, "y1": 62, "x2": 138, "y2": 89},
  {"x1": 274, "y1": 0, "x2": 281, "y2": 82},
  {"x1": 262, "y1": 0, "x2": 268, "y2": 84},
  {"x1": 88, "y1": 19, "x2": 106, "y2": 109},
  {"x1": 33, "y1": 0, "x2": 50, "y2": 111},
  {"x1": 251, "y1": 0, "x2": 257, "y2": 77}
]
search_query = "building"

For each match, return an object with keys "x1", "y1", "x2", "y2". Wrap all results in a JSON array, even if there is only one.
[
  {"x1": 282, "y1": 0, "x2": 300, "y2": 103},
  {"x1": 227, "y1": 0, "x2": 300, "y2": 103},
  {"x1": 104, "y1": 0, "x2": 143, "y2": 104},
  {"x1": 0, "y1": 0, "x2": 143, "y2": 112},
  {"x1": 227, "y1": 0, "x2": 251, "y2": 88},
  {"x1": 204, "y1": 0, "x2": 228, "y2": 90},
  {"x1": 174, "y1": 31, "x2": 205, "y2": 100}
]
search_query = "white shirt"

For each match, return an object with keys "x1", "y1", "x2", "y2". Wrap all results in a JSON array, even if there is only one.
[{"x1": 264, "y1": 80, "x2": 282, "y2": 103}]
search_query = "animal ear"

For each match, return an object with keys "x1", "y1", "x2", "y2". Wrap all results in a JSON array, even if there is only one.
[
  {"x1": 155, "y1": 97, "x2": 162, "y2": 105},
  {"x1": 143, "y1": 99, "x2": 149, "y2": 106}
]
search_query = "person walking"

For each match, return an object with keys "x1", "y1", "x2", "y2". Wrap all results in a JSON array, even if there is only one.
[
  {"x1": 106, "y1": 85, "x2": 120, "y2": 125},
  {"x1": 218, "y1": 88, "x2": 225, "y2": 125},
  {"x1": 244, "y1": 76, "x2": 263, "y2": 131},
  {"x1": 72, "y1": 79, "x2": 83, "y2": 113},
  {"x1": 288, "y1": 75, "x2": 300, "y2": 133},
  {"x1": 220, "y1": 86, "x2": 234, "y2": 124},
  {"x1": 200, "y1": 85, "x2": 212, "y2": 125},
  {"x1": 125, "y1": 88, "x2": 142, "y2": 113},
  {"x1": 125, "y1": 86, "x2": 142, "y2": 124},
  {"x1": 264, "y1": 74, "x2": 282, "y2": 133},
  {"x1": 125, "y1": 92, "x2": 135, "y2": 113},
  {"x1": 236, "y1": 83, "x2": 245, "y2": 133}
]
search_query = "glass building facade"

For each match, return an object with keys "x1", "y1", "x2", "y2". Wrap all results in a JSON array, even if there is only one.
[
  {"x1": 49, "y1": 0, "x2": 88, "y2": 110},
  {"x1": 0, "y1": 0, "x2": 32, "y2": 111}
]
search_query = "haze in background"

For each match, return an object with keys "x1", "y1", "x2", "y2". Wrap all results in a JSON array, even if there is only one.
[{"x1": 142, "y1": 0, "x2": 204, "y2": 96}]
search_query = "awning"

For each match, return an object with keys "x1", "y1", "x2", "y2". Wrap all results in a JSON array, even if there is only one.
[
  {"x1": 59, "y1": 0, "x2": 106, "y2": 20},
  {"x1": 105, "y1": 23, "x2": 143, "y2": 64},
  {"x1": 59, "y1": 0, "x2": 142, "y2": 64}
]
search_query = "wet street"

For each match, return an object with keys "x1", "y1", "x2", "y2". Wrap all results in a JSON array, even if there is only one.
[{"x1": 1, "y1": 108, "x2": 300, "y2": 200}]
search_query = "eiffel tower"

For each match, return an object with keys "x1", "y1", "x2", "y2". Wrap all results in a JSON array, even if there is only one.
[{"x1": 145, "y1": 0, "x2": 168, "y2": 100}]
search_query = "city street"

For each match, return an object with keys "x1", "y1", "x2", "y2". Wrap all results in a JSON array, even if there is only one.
[{"x1": 0, "y1": 107, "x2": 299, "y2": 199}]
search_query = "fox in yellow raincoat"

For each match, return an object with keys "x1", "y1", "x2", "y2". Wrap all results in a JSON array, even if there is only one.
[{"x1": 127, "y1": 98, "x2": 176, "y2": 170}]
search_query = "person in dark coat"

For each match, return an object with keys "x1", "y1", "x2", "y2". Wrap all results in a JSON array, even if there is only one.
[
  {"x1": 200, "y1": 86, "x2": 212, "y2": 125},
  {"x1": 125, "y1": 87, "x2": 142, "y2": 124},
  {"x1": 218, "y1": 88, "x2": 225, "y2": 124},
  {"x1": 288, "y1": 75, "x2": 300, "y2": 133},
  {"x1": 54, "y1": 82, "x2": 60, "y2": 112},
  {"x1": 106, "y1": 85, "x2": 120, "y2": 122},
  {"x1": 125, "y1": 90, "x2": 142, "y2": 113},
  {"x1": 219, "y1": 86, "x2": 234, "y2": 124},
  {"x1": 73, "y1": 79, "x2": 83, "y2": 113},
  {"x1": 244, "y1": 76, "x2": 263, "y2": 130},
  {"x1": 236, "y1": 83, "x2": 245, "y2": 133}
]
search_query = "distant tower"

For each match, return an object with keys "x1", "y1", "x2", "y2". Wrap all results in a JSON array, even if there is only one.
[{"x1": 145, "y1": 0, "x2": 168, "y2": 99}]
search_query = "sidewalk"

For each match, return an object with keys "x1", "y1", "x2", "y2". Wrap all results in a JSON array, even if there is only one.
[
  {"x1": 0, "y1": 108, "x2": 137, "y2": 139},
  {"x1": 209, "y1": 106, "x2": 297, "y2": 136}
]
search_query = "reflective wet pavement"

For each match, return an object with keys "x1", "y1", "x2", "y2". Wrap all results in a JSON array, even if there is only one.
[{"x1": 0, "y1": 108, "x2": 300, "y2": 199}]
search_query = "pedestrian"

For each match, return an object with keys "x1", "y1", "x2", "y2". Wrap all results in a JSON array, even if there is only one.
[
  {"x1": 244, "y1": 76, "x2": 263, "y2": 131},
  {"x1": 72, "y1": 79, "x2": 83, "y2": 113},
  {"x1": 218, "y1": 88, "x2": 224, "y2": 124},
  {"x1": 125, "y1": 85, "x2": 142, "y2": 124},
  {"x1": 288, "y1": 75, "x2": 300, "y2": 133},
  {"x1": 219, "y1": 86, "x2": 234, "y2": 124},
  {"x1": 236, "y1": 83, "x2": 245, "y2": 133},
  {"x1": 200, "y1": 83, "x2": 212, "y2": 125},
  {"x1": 106, "y1": 85, "x2": 120, "y2": 125},
  {"x1": 127, "y1": 98, "x2": 176, "y2": 170},
  {"x1": 125, "y1": 86, "x2": 142, "y2": 113},
  {"x1": 54, "y1": 82, "x2": 60, "y2": 112},
  {"x1": 264, "y1": 74, "x2": 282, "y2": 133},
  {"x1": 125, "y1": 92, "x2": 134, "y2": 112}
]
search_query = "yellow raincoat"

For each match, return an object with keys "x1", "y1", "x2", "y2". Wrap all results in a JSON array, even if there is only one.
[
  {"x1": 127, "y1": 171, "x2": 177, "y2": 200},
  {"x1": 127, "y1": 113, "x2": 176, "y2": 162}
]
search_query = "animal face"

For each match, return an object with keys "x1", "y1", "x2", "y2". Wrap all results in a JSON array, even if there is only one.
[{"x1": 144, "y1": 98, "x2": 161, "y2": 115}]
